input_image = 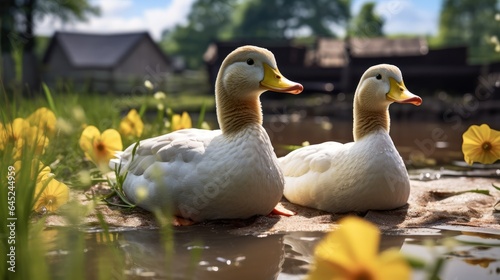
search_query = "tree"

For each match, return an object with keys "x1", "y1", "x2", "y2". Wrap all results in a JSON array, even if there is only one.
[
  {"x1": 348, "y1": 2, "x2": 384, "y2": 38},
  {"x1": 436, "y1": 0, "x2": 500, "y2": 63},
  {"x1": 232, "y1": 0, "x2": 351, "y2": 39},
  {"x1": 0, "y1": 0, "x2": 99, "y2": 90},
  {"x1": 161, "y1": 0, "x2": 237, "y2": 69},
  {"x1": 162, "y1": 0, "x2": 351, "y2": 69}
]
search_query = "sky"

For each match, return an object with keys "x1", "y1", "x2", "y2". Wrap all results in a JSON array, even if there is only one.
[{"x1": 35, "y1": 0, "x2": 442, "y2": 41}]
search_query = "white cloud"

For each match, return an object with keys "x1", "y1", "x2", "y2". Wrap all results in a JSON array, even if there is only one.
[
  {"x1": 143, "y1": 0, "x2": 194, "y2": 40},
  {"x1": 376, "y1": 0, "x2": 411, "y2": 20},
  {"x1": 377, "y1": 1, "x2": 438, "y2": 35},
  {"x1": 96, "y1": 0, "x2": 133, "y2": 14},
  {"x1": 352, "y1": 0, "x2": 439, "y2": 35},
  {"x1": 35, "y1": 0, "x2": 195, "y2": 41}
]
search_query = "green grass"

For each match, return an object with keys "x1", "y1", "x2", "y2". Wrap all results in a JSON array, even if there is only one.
[{"x1": 0, "y1": 82, "x2": 213, "y2": 279}]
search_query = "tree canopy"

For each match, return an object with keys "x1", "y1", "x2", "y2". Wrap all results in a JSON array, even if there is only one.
[
  {"x1": 1, "y1": 0, "x2": 99, "y2": 53},
  {"x1": 161, "y1": 0, "x2": 237, "y2": 69},
  {"x1": 348, "y1": 2, "x2": 384, "y2": 38},
  {"x1": 162, "y1": 0, "x2": 351, "y2": 69},
  {"x1": 231, "y1": 0, "x2": 350, "y2": 39},
  {"x1": 1, "y1": 0, "x2": 98, "y2": 89},
  {"x1": 436, "y1": 0, "x2": 500, "y2": 63}
]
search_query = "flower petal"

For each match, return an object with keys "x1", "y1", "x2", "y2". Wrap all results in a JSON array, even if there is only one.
[
  {"x1": 119, "y1": 109, "x2": 143, "y2": 137},
  {"x1": 27, "y1": 107, "x2": 57, "y2": 136},
  {"x1": 310, "y1": 217, "x2": 380, "y2": 277},
  {"x1": 10, "y1": 118, "x2": 31, "y2": 139},
  {"x1": 181, "y1": 111, "x2": 192, "y2": 129},
  {"x1": 377, "y1": 248, "x2": 411, "y2": 279},
  {"x1": 172, "y1": 114, "x2": 181, "y2": 131},
  {"x1": 307, "y1": 258, "x2": 347, "y2": 280},
  {"x1": 80, "y1": 126, "x2": 101, "y2": 152},
  {"x1": 33, "y1": 177, "x2": 69, "y2": 212},
  {"x1": 101, "y1": 129, "x2": 123, "y2": 152},
  {"x1": 490, "y1": 127, "x2": 500, "y2": 159},
  {"x1": 462, "y1": 124, "x2": 500, "y2": 165},
  {"x1": 333, "y1": 217, "x2": 379, "y2": 262}
]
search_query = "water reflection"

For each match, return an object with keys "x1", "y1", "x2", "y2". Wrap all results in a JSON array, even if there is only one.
[
  {"x1": 263, "y1": 118, "x2": 467, "y2": 163},
  {"x1": 120, "y1": 226, "x2": 284, "y2": 280},
  {"x1": 42, "y1": 227, "x2": 500, "y2": 280},
  {"x1": 402, "y1": 231, "x2": 500, "y2": 280}
]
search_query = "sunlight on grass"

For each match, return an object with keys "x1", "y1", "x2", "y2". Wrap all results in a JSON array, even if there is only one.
[{"x1": 0, "y1": 82, "x2": 210, "y2": 279}]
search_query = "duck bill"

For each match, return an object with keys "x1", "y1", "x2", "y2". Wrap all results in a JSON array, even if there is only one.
[
  {"x1": 260, "y1": 63, "x2": 303, "y2": 94},
  {"x1": 387, "y1": 78, "x2": 422, "y2": 106}
]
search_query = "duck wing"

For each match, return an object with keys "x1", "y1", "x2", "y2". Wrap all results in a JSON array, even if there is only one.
[{"x1": 111, "y1": 129, "x2": 222, "y2": 176}]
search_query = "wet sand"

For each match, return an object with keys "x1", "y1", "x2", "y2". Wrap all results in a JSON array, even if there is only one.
[{"x1": 42, "y1": 176, "x2": 500, "y2": 235}]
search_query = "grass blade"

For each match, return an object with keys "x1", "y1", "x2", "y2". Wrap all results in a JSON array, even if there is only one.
[
  {"x1": 42, "y1": 83, "x2": 58, "y2": 116},
  {"x1": 196, "y1": 101, "x2": 207, "y2": 129}
]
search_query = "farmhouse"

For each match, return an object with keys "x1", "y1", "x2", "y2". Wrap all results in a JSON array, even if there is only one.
[{"x1": 43, "y1": 31, "x2": 170, "y2": 93}]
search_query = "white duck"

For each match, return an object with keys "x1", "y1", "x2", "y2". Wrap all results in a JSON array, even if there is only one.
[
  {"x1": 279, "y1": 64, "x2": 421, "y2": 213},
  {"x1": 110, "y1": 46, "x2": 303, "y2": 223}
]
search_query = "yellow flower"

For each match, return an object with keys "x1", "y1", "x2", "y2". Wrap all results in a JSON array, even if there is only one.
[
  {"x1": 0, "y1": 118, "x2": 49, "y2": 158},
  {"x1": 14, "y1": 159, "x2": 51, "y2": 182},
  {"x1": 79, "y1": 126, "x2": 123, "y2": 170},
  {"x1": 462, "y1": 124, "x2": 500, "y2": 165},
  {"x1": 171, "y1": 112, "x2": 192, "y2": 131},
  {"x1": 119, "y1": 109, "x2": 144, "y2": 138},
  {"x1": 27, "y1": 107, "x2": 57, "y2": 137},
  {"x1": 13, "y1": 159, "x2": 66, "y2": 213},
  {"x1": 307, "y1": 216, "x2": 410, "y2": 280},
  {"x1": 33, "y1": 177, "x2": 69, "y2": 213},
  {"x1": 26, "y1": 124, "x2": 50, "y2": 155},
  {"x1": 4, "y1": 118, "x2": 31, "y2": 143}
]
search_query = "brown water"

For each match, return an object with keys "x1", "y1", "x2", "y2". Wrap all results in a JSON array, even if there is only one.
[
  {"x1": 264, "y1": 116, "x2": 466, "y2": 163},
  {"x1": 43, "y1": 226, "x2": 500, "y2": 280},
  {"x1": 45, "y1": 113, "x2": 500, "y2": 279}
]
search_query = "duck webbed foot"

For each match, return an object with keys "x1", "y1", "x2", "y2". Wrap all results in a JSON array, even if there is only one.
[
  {"x1": 172, "y1": 216, "x2": 196, "y2": 226},
  {"x1": 269, "y1": 203, "x2": 296, "y2": 217}
]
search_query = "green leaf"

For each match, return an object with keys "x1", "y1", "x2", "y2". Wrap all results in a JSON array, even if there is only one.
[
  {"x1": 196, "y1": 101, "x2": 207, "y2": 129},
  {"x1": 405, "y1": 255, "x2": 427, "y2": 269},
  {"x1": 281, "y1": 144, "x2": 304, "y2": 151},
  {"x1": 138, "y1": 102, "x2": 147, "y2": 118},
  {"x1": 131, "y1": 141, "x2": 140, "y2": 162},
  {"x1": 492, "y1": 183, "x2": 500, "y2": 191},
  {"x1": 430, "y1": 189, "x2": 490, "y2": 199},
  {"x1": 42, "y1": 83, "x2": 58, "y2": 116},
  {"x1": 102, "y1": 147, "x2": 138, "y2": 209},
  {"x1": 460, "y1": 189, "x2": 490, "y2": 196}
]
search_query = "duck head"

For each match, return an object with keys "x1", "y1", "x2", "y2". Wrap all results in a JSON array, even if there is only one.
[
  {"x1": 215, "y1": 46, "x2": 303, "y2": 133},
  {"x1": 217, "y1": 45, "x2": 303, "y2": 99},
  {"x1": 353, "y1": 64, "x2": 422, "y2": 140},
  {"x1": 355, "y1": 64, "x2": 422, "y2": 112}
]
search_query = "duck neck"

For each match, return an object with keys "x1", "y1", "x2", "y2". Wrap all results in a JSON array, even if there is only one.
[
  {"x1": 353, "y1": 100, "x2": 390, "y2": 141},
  {"x1": 215, "y1": 85, "x2": 263, "y2": 135}
]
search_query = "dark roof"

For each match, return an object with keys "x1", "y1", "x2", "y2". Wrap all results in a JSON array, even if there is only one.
[
  {"x1": 43, "y1": 31, "x2": 169, "y2": 68},
  {"x1": 349, "y1": 37, "x2": 428, "y2": 57},
  {"x1": 314, "y1": 37, "x2": 429, "y2": 67}
]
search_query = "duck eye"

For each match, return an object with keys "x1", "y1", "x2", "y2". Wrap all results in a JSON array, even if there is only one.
[
  {"x1": 246, "y1": 58, "x2": 254, "y2": 65},
  {"x1": 376, "y1": 74, "x2": 382, "y2": 80}
]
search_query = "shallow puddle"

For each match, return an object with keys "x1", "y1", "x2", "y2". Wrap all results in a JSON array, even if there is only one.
[
  {"x1": 42, "y1": 225, "x2": 500, "y2": 280},
  {"x1": 40, "y1": 117, "x2": 500, "y2": 279}
]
